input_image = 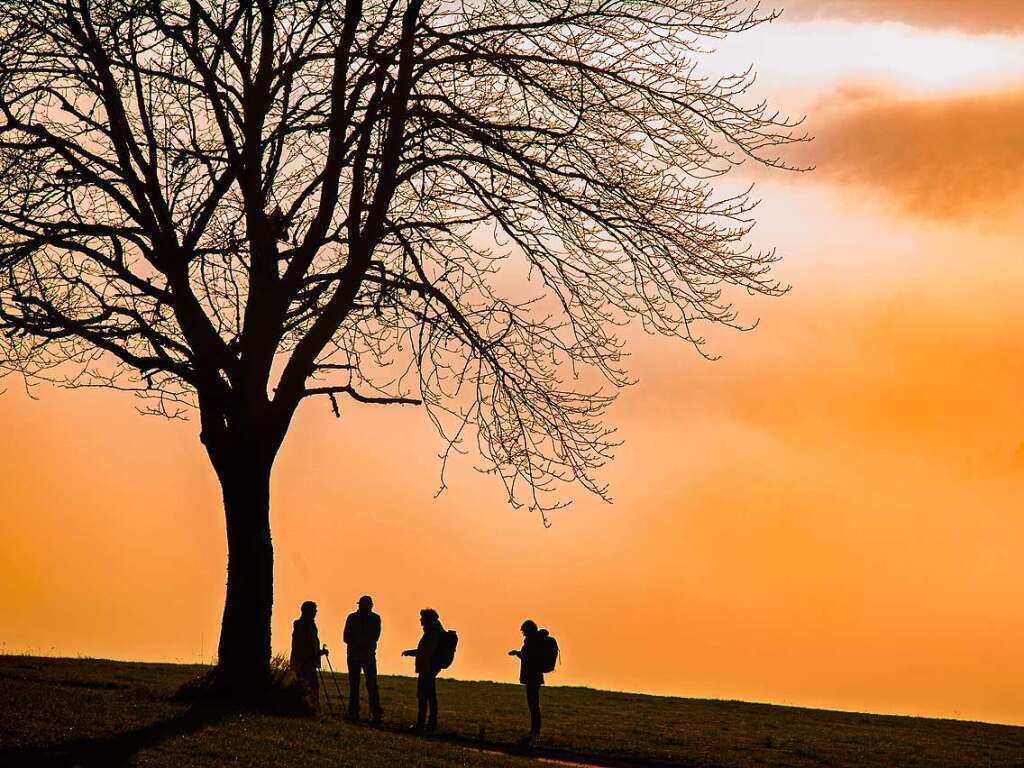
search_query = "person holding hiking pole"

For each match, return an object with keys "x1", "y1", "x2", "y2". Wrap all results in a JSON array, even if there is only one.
[
  {"x1": 344, "y1": 595, "x2": 383, "y2": 723},
  {"x1": 290, "y1": 601, "x2": 329, "y2": 712}
]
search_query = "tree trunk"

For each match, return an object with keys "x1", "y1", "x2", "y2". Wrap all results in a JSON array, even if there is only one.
[{"x1": 214, "y1": 451, "x2": 275, "y2": 696}]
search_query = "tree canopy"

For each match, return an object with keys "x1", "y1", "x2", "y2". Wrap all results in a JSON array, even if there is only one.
[{"x1": 0, "y1": 0, "x2": 800, "y2": 514}]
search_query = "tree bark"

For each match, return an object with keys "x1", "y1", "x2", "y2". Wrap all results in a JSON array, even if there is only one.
[{"x1": 213, "y1": 449, "x2": 275, "y2": 696}]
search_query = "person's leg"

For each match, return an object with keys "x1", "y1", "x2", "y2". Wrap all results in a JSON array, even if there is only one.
[
  {"x1": 299, "y1": 666, "x2": 319, "y2": 713},
  {"x1": 426, "y1": 673, "x2": 438, "y2": 730},
  {"x1": 347, "y1": 657, "x2": 362, "y2": 719},
  {"x1": 365, "y1": 657, "x2": 382, "y2": 720},
  {"x1": 415, "y1": 674, "x2": 428, "y2": 727},
  {"x1": 312, "y1": 672, "x2": 321, "y2": 712},
  {"x1": 526, "y1": 682, "x2": 541, "y2": 735}
]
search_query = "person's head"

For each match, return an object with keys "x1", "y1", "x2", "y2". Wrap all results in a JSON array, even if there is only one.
[
  {"x1": 520, "y1": 619, "x2": 538, "y2": 637},
  {"x1": 300, "y1": 600, "x2": 317, "y2": 619},
  {"x1": 358, "y1": 595, "x2": 373, "y2": 611},
  {"x1": 420, "y1": 608, "x2": 439, "y2": 627}
]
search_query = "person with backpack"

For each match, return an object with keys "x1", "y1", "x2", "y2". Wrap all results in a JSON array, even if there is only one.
[
  {"x1": 508, "y1": 620, "x2": 558, "y2": 740},
  {"x1": 343, "y1": 595, "x2": 383, "y2": 723},
  {"x1": 401, "y1": 608, "x2": 454, "y2": 733},
  {"x1": 290, "y1": 600, "x2": 329, "y2": 712}
]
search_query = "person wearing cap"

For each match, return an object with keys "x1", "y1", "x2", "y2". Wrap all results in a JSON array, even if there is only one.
[
  {"x1": 343, "y1": 594, "x2": 383, "y2": 722},
  {"x1": 291, "y1": 600, "x2": 328, "y2": 711}
]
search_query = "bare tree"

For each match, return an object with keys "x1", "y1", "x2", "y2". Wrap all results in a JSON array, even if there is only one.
[{"x1": 0, "y1": 0, "x2": 800, "y2": 697}]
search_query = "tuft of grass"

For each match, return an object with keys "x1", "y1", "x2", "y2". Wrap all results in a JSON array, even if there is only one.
[{"x1": 173, "y1": 655, "x2": 314, "y2": 716}]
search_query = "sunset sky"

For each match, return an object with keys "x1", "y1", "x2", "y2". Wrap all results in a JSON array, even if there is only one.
[{"x1": 2, "y1": 1, "x2": 1023, "y2": 726}]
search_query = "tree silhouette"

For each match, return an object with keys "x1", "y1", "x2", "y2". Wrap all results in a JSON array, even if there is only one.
[{"x1": 0, "y1": 0, "x2": 801, "y2": 697}]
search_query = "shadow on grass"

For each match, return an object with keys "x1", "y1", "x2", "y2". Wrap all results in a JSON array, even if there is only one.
[{"x1": 0, "y1": 704, "x2": 233, "y2": 768}]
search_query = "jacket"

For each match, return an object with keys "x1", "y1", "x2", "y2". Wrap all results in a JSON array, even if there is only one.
[
  {"x1": 344, "y1": 610, "x2": 382, "y2": 660},
  {"x1": 290, "y1": 617, "x2": 321, "y2": 669},
  {"x1": 518, "y1": 632, "x2": 546, "y2": 685},
  {"x1": 413, "y1": 619, "x2": 445, "y2": 675}
]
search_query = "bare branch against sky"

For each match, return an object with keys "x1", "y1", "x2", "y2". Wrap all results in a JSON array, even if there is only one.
[{"x1": 0, "y1": 0, "x2": 800, "y2": 695}]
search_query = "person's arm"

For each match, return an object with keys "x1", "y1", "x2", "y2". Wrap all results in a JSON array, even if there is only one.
[
  {"x1": 372, "y1": 614, "x2": 381, "y2": 643},
  {"x1": 519, "y1": 642, "x2": 535, "y2": 670},
  {"x1": 343, "y1": 614, "x2": 353, "y2": 645},
  {"x1": 422, "y1": 627, "x2": 441, "y2": 661},
  {"x1": 312, "y1": 628, "x2": 325, "y2": 659},
  {"x1": 295, "y1": 623, "x2": 316, "y2": 664}
]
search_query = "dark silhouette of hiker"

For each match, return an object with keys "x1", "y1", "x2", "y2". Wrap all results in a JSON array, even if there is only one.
[
  {"x1": 509, "y1": 620, "x2": 545, "y2": 739},
  {"x1": 343, "y1": 595, "x2": 383, "y2": 722},
  {"x1": 290, "y1": 601, "x2": 328, "y2": 711},
  {"x1": 402, "y1": 608, "x2": 445, "y2": 733}
]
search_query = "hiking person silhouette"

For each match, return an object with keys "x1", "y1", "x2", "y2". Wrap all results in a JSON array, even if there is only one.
[
  {"x1": 343, "y1": 595, "x2": 383, "y2": 723},
  {"x1": 509, "y1": 620, "x2": 546, "y2": 740},
  {"x1": 401, "y1": 608, "x2": 446, "y2": 733},
  {"x1": 290, "y1": 601, "x2": 328, "y2": 711}
]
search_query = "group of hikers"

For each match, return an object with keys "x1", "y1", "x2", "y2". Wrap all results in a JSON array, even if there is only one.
[{"x1": 289, "y1": 596, "x2": 558, "y2": 740}]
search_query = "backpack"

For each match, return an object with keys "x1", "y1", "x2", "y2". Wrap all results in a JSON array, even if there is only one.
[
  {"x1": 537, "y1": 629, "x2": 559, "y2": 673},
  {"x1": 435, "y1": 629, "x2": 458, "y2": 670}
]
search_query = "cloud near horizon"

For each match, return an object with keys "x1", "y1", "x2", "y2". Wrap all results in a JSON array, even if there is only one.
[
  {"x1": 780, "y1": 0, "x2": 1024, "y2": 33},
  {"x1": 786, "y1": 86, "x2": 1024, "y2": 223}
]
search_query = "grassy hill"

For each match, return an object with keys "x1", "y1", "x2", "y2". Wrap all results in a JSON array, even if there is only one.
[{"x1": 0, "y1": 656, "x2": 1021, "y2": 767}]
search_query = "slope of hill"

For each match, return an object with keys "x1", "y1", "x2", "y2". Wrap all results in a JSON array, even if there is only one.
[{"x1": 0, "y1": 656, "x2": 1020, "y2": 767}]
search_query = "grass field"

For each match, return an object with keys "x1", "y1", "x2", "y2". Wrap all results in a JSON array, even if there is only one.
[{"x1": 0, "y1": 656, "x2": 1021, "y2": 767}]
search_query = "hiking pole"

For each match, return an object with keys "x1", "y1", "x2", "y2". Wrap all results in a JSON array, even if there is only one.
[
  {"x1": 323, "y1": 647, "x2": 346, "y2": 706},
  {"x1": 318, "y1": 667, "x2": 334, "y2": 714}
]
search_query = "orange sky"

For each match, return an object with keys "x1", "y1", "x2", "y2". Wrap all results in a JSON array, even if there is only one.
[
  {"x1": 2, "y1": 4, "x2": 1024, "y2": 726},
  {"x1": 782, "y1": 0, "x2": 1024, "y2": 33}
]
